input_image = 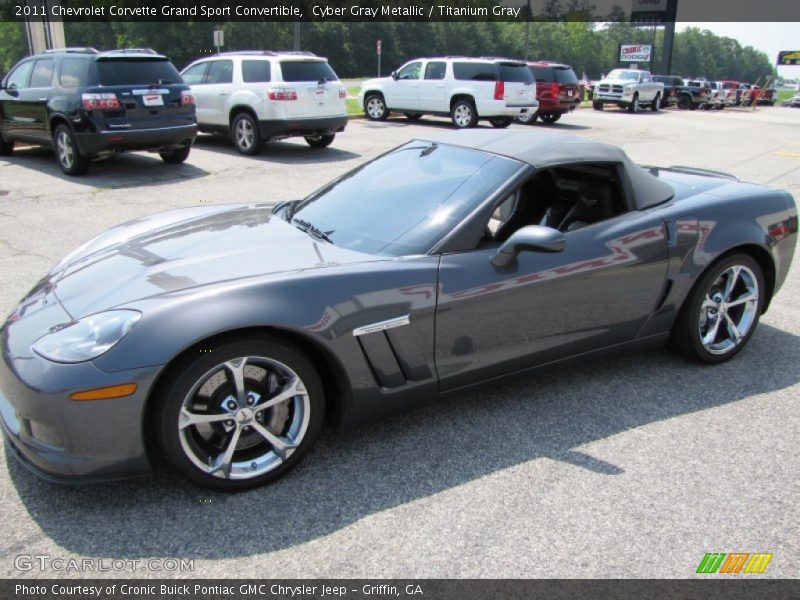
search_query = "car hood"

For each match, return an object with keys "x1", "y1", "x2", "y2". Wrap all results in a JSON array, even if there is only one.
[{"x1": 49, "y1": 204, "x2": 381, "y2": 318}]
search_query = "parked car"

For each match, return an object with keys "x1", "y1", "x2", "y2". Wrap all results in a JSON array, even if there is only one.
[
  {"x1": 517, "y1": 61, "x2": 580, "y2": 125},
  {"x1": 676, "y1": 79, "x2": 711, "y2": 110},
  {"x1": 358, "y1": 57, "x2": 538, "y2": 128},
  {"x1": 652, "y1": 75, "x2": 683, "y2": 106},
  {"x1": 1, "y1": 130, "x2": 796, "y2": 491},
  {"x1": 181, "y1": 51, "x2": 347, "y2": 155},
  {"x1": 755, "y1": 88, "x2": 777, "y2": 106},
  {"x1": 0, "y1": 47, "x2": 196, "y2": 175},
  {"x1": 783, "y1": 93, "x2": 800, "y2": 108},
  {"x1": 706, "y1": 81, "x2": 736, "y2": 109},
  {"x1": 718, "y1": 80, "x2": 742, "y2": 105},
  {"x1": 592, "y1": 68, "x2": 664, "y2": 112}
]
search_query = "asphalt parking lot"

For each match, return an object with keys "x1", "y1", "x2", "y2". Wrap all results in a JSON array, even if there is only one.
[{"x1": 0, "y1": 105, "x2": 799, "y2": 579}]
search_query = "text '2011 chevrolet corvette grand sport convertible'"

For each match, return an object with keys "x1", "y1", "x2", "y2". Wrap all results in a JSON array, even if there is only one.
[{"x1": 1, "y1": 131, "x2": 797, "y2": 490}]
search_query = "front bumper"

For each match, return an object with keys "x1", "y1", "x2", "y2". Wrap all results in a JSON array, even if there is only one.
[
  {"x1": 75, "y1": 124, "x2": 198, "y2": 157},
  {"x1": 595, "y1": 92, "x2": 634, "y2": 103},
  {"x1": 258, "y1": 115, "x2": 348, "y2": 140},
  {"x1": 0, "y1": 347, "x2": 161, "y2": 483}
]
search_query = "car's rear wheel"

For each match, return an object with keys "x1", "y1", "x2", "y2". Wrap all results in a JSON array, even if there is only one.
[
  {"x1": 651, "y1": 93, "x2": 661, "y2": 112},
  {"x1": 451, "y1": 99, "x2": 478, "y2": 128},
  {"x1": 157, "y1": 337, "x2": 325, "y2": 491},
  {"x1": 364, "y1": 93, "x2": 388, "y2": 120},
  {"x1": 305, "y1": 134, "x2": 335, "y2": 148},
  {"x1": 0, "y1": 133, "x2": 14, "y2": 156},
  {"x1": 670, "y1": 254, "x2": 764, "y2": 364},
  {"x1": 592, "y1": 101, "x2": 603, "y2": 111},
  {"x1": 677, "y1": 95, "x2": 691, "y2": 110},
  {"x1": 404, "y1": 113, "x2": 422, "y2": 121},
  {"x1": 539, "y1": 113, "x2": 562, "y2": 124},
  {"x1": 516, "y1": 111, "x2": 538, "y2": 125},
  {"x1": 159, "y1": 144, "x2": 191, "y2": 164},
  {"x1": 53, "y1": 124, "x2": 90, "y2": 175},
  {"x1": 231, "y1": 113, "x2": 264, "y2": 155},
  {"x1": 489, "y1": 117, "x2": 512, "y2": 128}
]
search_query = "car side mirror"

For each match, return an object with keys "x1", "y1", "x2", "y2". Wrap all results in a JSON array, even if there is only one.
[
  {"x1": 491, "y1": 225, "x2": 565, "y2": 268},
  {"x1": 391, "y1": 71, "x2": 399, "y2": 80}
]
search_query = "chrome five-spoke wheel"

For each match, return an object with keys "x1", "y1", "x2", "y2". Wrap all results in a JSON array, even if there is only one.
[
  {"x1": 698, "y1": 265, "x2": 759, "y2": 355},
  {"x1": 670, "y1": 254, "x2": 764, "y2": 363},
  {"x1": 158, "y1": 339, "x2": 324, "y2": 490}
]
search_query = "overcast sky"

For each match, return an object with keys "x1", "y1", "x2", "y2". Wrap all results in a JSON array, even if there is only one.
[{"x1": 680, "y1": 22, "x2": 800, "y2": 78}]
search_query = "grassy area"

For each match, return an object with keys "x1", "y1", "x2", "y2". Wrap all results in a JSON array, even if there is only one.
[
  {"x1": 346, "y1": 98, "x2": 362, "y2": 116},
  {"x1": 776, "y1": 89, "x2": 797, "y2": 102}
]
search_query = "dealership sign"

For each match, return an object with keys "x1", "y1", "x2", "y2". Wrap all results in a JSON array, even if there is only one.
[
  {"x1": 778, "y1": 51, "x2": 800, "y2": 66},
  {"x1": 620, "y1": 44, "x2": 652, "y2": 62}
]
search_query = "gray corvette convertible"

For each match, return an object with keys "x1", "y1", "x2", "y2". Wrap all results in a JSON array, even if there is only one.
[{"x1": 1, "y1": 131, "x2": 797, "y2": 490}]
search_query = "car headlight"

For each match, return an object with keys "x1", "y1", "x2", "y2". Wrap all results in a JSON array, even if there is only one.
[{"x1": 32, "y1": 310, "x2": 141, "y2": 363}]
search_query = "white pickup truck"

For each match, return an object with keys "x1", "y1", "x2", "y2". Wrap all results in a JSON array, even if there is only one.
[{"x1": 592, "y1": 68, "x2": 664, "y2": 113}]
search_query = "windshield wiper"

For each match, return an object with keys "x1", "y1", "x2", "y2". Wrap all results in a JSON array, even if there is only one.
[{"x1": 292, "y1": 218, "x2": 334, "y2": 243}]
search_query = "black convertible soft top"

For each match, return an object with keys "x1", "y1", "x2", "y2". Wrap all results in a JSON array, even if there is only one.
[{"x1": 420, "y1": 130, "x2": 675, "y2": 210}]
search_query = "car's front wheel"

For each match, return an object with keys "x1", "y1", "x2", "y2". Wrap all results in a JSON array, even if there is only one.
[
  {"x1": 489, "y1": 117, "x2": 512, "y2": 128},
  {"x1": 54, "y1": 125, "x2": 90, "y2": 175},
  {"x1": 593, "y1": 101, "x2": 603, "y2": 111},
  {"x1": 651, "y1": 93, "x2": 661, "y2": 112},
  {"x1": 670, "y1": 254, "x2": 764, "y2": 364},
  {"x1": 159, "y1": 144, "x2": 191, "y2": 164},
  {"x1": 628, "y1": 94, "x2": 639, "y2": 113},
  {"x1": 156, "y1": 337, "x2": 325, "y2": 491},
  {"x1": 305, "y1": 134, "x2": 335, "y2": 148},
  {"x1": 231, "y1": 112, "x2": 264, "y2": 155},
  {"x1": 364, "y1": 93, "x2": 388, "y2": 120},
  {"x1": 451, "y1": 99, "x2": 478, "y2": 128}
]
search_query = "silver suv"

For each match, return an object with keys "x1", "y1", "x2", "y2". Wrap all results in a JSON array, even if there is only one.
[
  {"x1": 181, "y1": 51, "x2": 347, "y2": 155},
  {"x1": 358, "y1": 57, "x2": 537, "y2": 128}
]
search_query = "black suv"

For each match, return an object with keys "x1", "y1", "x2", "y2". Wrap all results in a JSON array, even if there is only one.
[{"x1": 0, "y1": 48, "x2": 197, "y2": 175}]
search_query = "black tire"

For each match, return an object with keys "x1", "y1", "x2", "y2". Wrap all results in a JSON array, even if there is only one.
[
  {"x1": 539, "y1": 113, "x2": 562, "y2": 124},
  {"x1": 451, "y1": 98, "x2": 478, "y2": 128},
  {"x1": 159, "y1": 144, "x2": 191, "y2": 164},
  {"x1": 305, "y1": 134, "x2": 335, "y2": 148},
  {"x1": 0, "y1": 133, "x2": 13, "y2": 156},
  {"x1": 156, "y1": 336, "x2": 325, "y2": 491},
  {"x1": 364, "y1": 93, "x2": 388, "y2": 121},
  {"x1": 702, "y1": 104, "x2": 711, "y2": 111},
  {"x1": 489, "y1": 117, "x2": 512, "y2": 128},
  {"x1": 231, "y1": 112, "x2": 264, "y2": 155},
  {"x1": 516, "y1": 111, "x2": 538, "y2": 125},
  {"x1": 627, "y1": 94, "x2": 639, "y2": 113},
  {"x1": 677, "y1": 95, "x2": 691, "y2": 110},
  {"x1": 669, "y1": 253, "x2": 765, "y2": 364},
  {"x1": 651, "y1": 93, "x2": 661, "y2": 112},
  {"x1": 403, "y1": 113, "x2": 422, "y2": 121},
  {"x1": 593, "y1": 101, "x2": 604, "y2": 111},
  {"x1": 53, "y1": 124, "x2": 90, "y2": 175}
]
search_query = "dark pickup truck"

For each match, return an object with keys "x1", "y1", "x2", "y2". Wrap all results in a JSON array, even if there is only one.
[{"x1": 674, "y1": 79, "x2": 711, "y2": 110}]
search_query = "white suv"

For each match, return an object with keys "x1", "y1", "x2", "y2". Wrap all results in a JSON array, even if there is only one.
[
  {"x1": 358, "y1": 57, "x2": 537, "y2": 128},
  {"x1": 181, "y1": 51, "x2": 348, "y2": 155}
]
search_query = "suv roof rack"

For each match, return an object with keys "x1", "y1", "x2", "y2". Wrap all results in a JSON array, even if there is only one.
[
  {"x1": 216, "y1": 50, "x2": 317, "y2": 57},
  {"x1": 102, "y1": 48, "x2": 159, "y2": 55},
  {"x1": 43, "y1": 47, "x2": 98, "y2": 54}
]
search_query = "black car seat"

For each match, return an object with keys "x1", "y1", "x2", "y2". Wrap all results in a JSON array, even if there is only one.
[
  {"x1": 559, "y1": 180, "x2": 616, "y2": 231},
  {"x1": 495, "y1": 171, "x2": 558, "y2": 242}
]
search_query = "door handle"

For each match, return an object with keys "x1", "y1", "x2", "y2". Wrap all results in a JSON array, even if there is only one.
[
  {"x1": 219, "y1": 91, "x2": 230, "y2": 96},
  {"x1": 38, "y1": 97, "x2": 47, "y2": 102}
]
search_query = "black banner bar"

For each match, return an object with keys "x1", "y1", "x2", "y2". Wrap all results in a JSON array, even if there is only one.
[{"x1": 3, "y1": 579, "x2": 800, "y2": 600}]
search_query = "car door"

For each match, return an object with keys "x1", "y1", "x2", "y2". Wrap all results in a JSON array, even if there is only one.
[
  {"x1": 0, "y1": 59, "x2": 35, "y2": 139},
  {"x1": 417, "y1": 60, "x2": 447, "y2": 112},
  {"x1": 385, "y1": 61, "x2": 422, "y2": 110},
  {"x1": 2, "y1": 58, "x2": 52, "y2": 142},
  {"x1": 434, "y1": 178, "x2": 670, "y2": 391},
  {"x1": 639, "y1": 71, "x2": 654, "y2": 101},
  {"x1": 181, "y1": 61, "x2": 211, "y2": 125}
]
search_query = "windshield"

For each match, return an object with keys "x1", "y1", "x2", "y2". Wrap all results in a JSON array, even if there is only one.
[
  {"x1": 289, "y1": 141, "x2": 522, "y2": 256},
  {"x1": 606, "y1": 69, "x2": 640, "y2": 81}
]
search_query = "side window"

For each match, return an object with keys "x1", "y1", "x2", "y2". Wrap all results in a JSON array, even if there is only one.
[
  {"x1": 424, "y1": 61, "x2": 446, "y2": 81},
  {"x1": 642, "y1": 72, "x2": 651, "y2": 82},
  {"x1": 453, "y1": 62, "x2": 497, "y2": 82},
  {"x1": 396, "y1": 61, "x2": 422, "y2": 80},
  {"x1": 205, "y1": 60, "x2": 233, "y2": 85},
  {"x1": 59, "y1": 58, "x2": 88, "y2": 89},
  {"x1": 181, "y1": 62, "x2": 209, "y2": 85},
  {"x1": 5, "y1": 61, "x2": 33, "y2": 89},
  {"x1": 29, "y1": 59, "x2": 54, "y2": 88},
  {"x1": 242, "y1": 60, "x2": 271, "y2": 83}
]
